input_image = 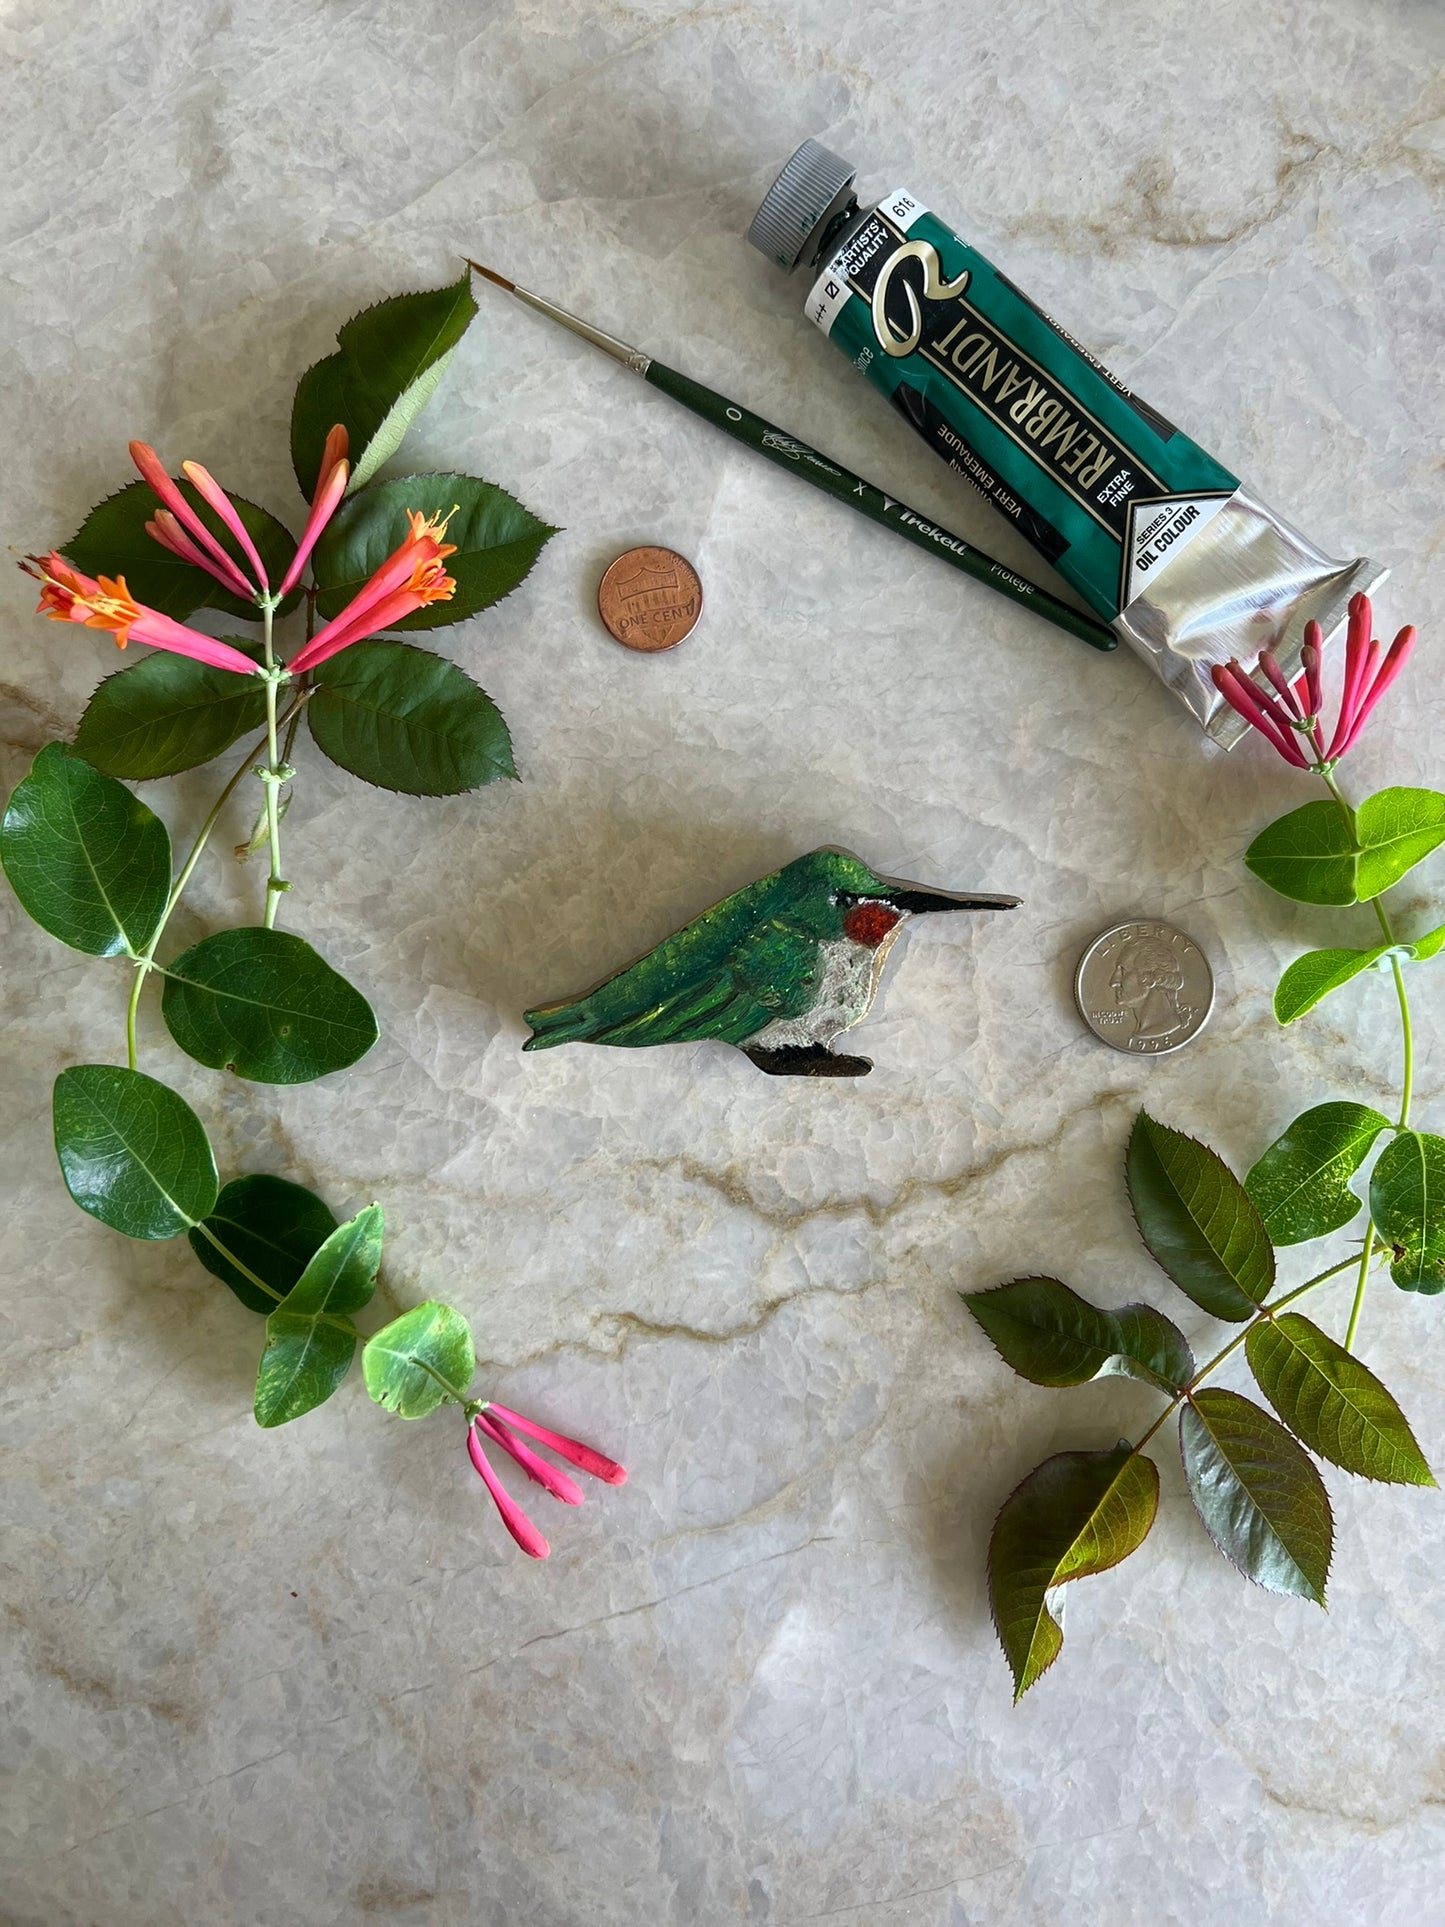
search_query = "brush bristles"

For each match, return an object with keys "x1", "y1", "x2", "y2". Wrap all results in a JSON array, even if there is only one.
[{"x1": 464, "y1": 258, "x2": 515, "y2": 293}]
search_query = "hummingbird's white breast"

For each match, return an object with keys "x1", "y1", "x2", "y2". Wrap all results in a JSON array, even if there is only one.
[{"x1": 743, "y1": 919, "x2": 908, "y2": 1052}]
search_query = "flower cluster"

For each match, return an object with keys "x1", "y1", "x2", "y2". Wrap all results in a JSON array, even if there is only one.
[{"x1": 465, "y1": 1401, "x2": 627, "y2": 1559}]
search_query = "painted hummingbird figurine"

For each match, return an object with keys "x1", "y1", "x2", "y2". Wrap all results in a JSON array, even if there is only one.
[{"x1": 523, "y1": 848, "x2": 1019, "y2": 1077}]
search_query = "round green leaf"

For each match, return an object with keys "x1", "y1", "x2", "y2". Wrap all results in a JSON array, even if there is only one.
[
  {"x1": 1179, "y1": 1388, "x2": 1332, "y2": 1603},
  {"x1": 307, "y1": 639, "x2": 515, "y2": 795},
  {"x1": 1274, "y1": 945, "x2": 1392, "y2": 1024},
  {"x1": 2, "y1": 744, "x2": 170, "y2": 956},
  {"x1": 63, "y1": 479, "x2": 299, "y2": 623},
  {"x1": 1126, "y1": 1112, "x2": 1274, "y2": 1320},
  {"x1": 189, "y1": 1174, "x2": 338, "y2": 1314},
  {"x1": 310, "y1": 473, "x2": 557, "y2": 631},
  {"x1": 963, "y1": 1277, "x2": 1192, "y2": 1391},
  {"x1": 362, "y1": 1302, "x2": 475, "y2": 1418},
  {"x1": 53, "y1": 1065, "x2": 217, "y2": 1239},
  {"x1": 73, "y1": 648, "x2": 267, "y2": 780},
  {"x1": 291, "y1": 276, "x2": 477, "y2": 499},
  {"x1": 1247, "y1": 1314, "x2": 1434, "y2": 1486},
  {"x1": 1371, "y1": 1130, "x2": 1445, "y2": 1293},
  {"x1": 1354, "y1": 789, "x2": 1445, "y2": 900},
  {"x1": 988, "y1": 1445, "x2": 1159, "y2": 1701},
  {"x1": 1245, "y1": 1102, "x2": 1391, "y2": 1245},
  {"x1": 161, "y1": 928, "x2": 378, "y2": 1084},
  {"x1": 1244, "y1": 801, "x2": 1358, "y2": 906},
  {"x1": 254, "y1": 1317, "x2": 357, "y2": 1429}
]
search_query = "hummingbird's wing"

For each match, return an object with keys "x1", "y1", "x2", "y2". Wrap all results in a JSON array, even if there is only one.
[{"x1": 524, "y1": 915, "x2": 822, "y2": 1051}]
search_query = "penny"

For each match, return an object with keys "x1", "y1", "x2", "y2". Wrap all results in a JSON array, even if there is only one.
[
  {"x1": 1074, "y1": 919, "x2": 1214, "y2": 1056},
  {"x1": 597, "y1": 546, "x2": 703, "y2": 652}
]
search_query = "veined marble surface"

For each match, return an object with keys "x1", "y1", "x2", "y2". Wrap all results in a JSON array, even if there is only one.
[{"x1": 3, "y1": 2, "x2": 1444, "y2": 1921}]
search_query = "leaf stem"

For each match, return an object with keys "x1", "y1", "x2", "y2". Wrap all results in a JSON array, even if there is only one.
[
  {"x1": 408, "y1": 1355, "x2": 475, "y2": 1405},
  {"x1": 192, "y1": 1221, "x2": 286, "y2": 1304}
]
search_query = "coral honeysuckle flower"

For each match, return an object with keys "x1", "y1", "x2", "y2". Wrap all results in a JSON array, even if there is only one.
[
  {"x1": 287, "y1": 508, "x2": 457, "y2": 674},
  {"x1": 465, "y1": 1401, "x2": 627, "y2": 1560},
  {"x1": 277, "y1": 425, "x2": 350, "y2": 598},
  {"x1": 1212, "y1": 594, "x2": 1416, "y2": 770},
  {"x1": 23, "y1": 553, "x2": 260, "y2": 675},
  {"x1": 130, "y1": 441, "x2": 266, "y2": 604}
]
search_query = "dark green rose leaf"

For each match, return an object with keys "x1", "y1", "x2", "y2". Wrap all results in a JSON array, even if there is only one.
[
  {"x1": 2, "y1": 744, "x2": 170, "y2": 956},
  {"x1": 362, "y1": 1301, "x2": 475, "y2": 1419},
  {"x1": 1179, "y1": 1388, "x2": 1332, "y2": 1603},
  {"x1": 963, "y1": 1277, "x2": 1192, "y2": 1391},
  {"x1": 1354, "y1": 789, "x2": 1445, "y2": 900},
  {"x1": 189, "y1": 1174, "x2": 339, "y2": 1314},
  {"x1": 1127, "y1": 1112, "x2": 1274, "y2": 1320},
  {"x1": 311, "y1": 472, "x2": 557, "y2": 632},
  {"x1": 63, "y1": 479, "x2": 298, "y2": 623},
  {"x1": 988, "y1": 1445, "x2": 1159, "y2": 1701},
  {"x1": 1244, "y1": 800, "x2": 1359, "y2": 906},
  {"x1": 1274, "y1": 944, "x2": 1392, "y2": 1024},
  {"x1": 73, "y1": 648, "x2": 267, "y2": 780},
  {"x1": 1370, "y1": 1130, "x2": 1445, "y2": 1293},
  {"x1": 290, "y1": 276, "x2": 477, "y2": 499},
  {"x1": 1245, "y1": 1102, "x2": 1391, "y2": 1245},
  {"x1": 1247, "y1": 1314, "x2": 1434, "y2": 1486},
  {"x1": 53, "y1": 1065, "x2": 217, "y2": 1239},
  {"x1": 252, "y1": 1204, "x2": 384, "y2": 1427},
  {"x1": 307, "y1": 639, "x2": 515, "y2": 795},
  {"x1": 161, "y1": 928, "x2": 378, "y2": 1084}
]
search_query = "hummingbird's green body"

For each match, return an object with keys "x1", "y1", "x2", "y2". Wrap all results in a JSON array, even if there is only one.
[{"x1": 523, "y1": 849, "x2": 1017, "y2": 1076}]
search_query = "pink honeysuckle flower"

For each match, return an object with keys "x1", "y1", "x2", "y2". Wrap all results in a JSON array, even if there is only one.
[
  {"x1": 277, "y1": 426, "x2": 350, "y2": 598},
  {"x1": 287, "y1": 508, "x2": 457, "y2": 674},
  {"x1": 180, "y1": 459, "x2": 271, "y2": 592},
  {"x1": 23, "y1": 553, "x2": 260, "y2": 675},
  {"x1": 464, "y1": 1401, "x2": 627, "y2": 1560},
  {"x1": 145, "y1": 507, "x2": 256, "y2": 602},
  {"x1": 129, "y1": 441, "x2": 268, "y2": 603},
  {"x1": 1211, "y1": 594, "x2": 1416, "y2": 770}
]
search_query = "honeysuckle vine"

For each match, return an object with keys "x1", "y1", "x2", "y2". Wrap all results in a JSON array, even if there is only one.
[
  {"x1": 972, "y1": 595, "x2": 1444, "y2": 1699},
  {"x1": 3, "y1": 274, "x2": 623, "y2": 1558}
]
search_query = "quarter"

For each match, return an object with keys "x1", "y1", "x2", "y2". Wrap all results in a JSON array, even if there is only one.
[
  {"x1": 597, "y1": 546, "x2": 703, "y2": 652},
  {"x1": 1073, "y1": 920, "x2": 1214, "y2": 1056}
]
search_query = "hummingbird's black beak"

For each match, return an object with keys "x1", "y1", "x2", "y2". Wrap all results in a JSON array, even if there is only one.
[{"x1": 885, "y1": 886, "x2": 1022, "y2": 914}]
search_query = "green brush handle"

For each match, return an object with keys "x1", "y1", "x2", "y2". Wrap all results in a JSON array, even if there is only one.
[{"x1": 644, "y1": 360, "x2": 1117, "y2": 654}]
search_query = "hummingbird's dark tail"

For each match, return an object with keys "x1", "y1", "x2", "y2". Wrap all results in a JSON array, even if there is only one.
[{"x1": 886, "y1": 888, "x2": 1021, "y2": 914}]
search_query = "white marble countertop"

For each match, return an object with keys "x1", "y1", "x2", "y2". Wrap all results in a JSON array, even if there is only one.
[{"x1": 4, "y1": 2, "x2": 1444, "y2": 1921}]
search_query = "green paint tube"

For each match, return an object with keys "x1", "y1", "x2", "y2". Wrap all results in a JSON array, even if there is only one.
[{"x1": 748, "y1": 140, "x2": 1383, "y2": 742}]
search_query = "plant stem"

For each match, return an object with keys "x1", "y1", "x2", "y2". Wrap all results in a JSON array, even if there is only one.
[
  {"x1": 259, "y1": 601, "x2": 289, "y2": 931},
  {"x1": 192, "y1": 1221, "x2": 285, "y2": 1304}
]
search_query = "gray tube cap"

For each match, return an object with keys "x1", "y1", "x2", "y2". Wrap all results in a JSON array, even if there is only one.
[{"x1": 747, "y1": 139, "x2": 857, "y2": 272}]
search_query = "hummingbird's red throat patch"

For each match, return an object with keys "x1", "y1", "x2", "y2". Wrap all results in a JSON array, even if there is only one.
[{"x1": 843, "y1": 901, "x2": 903, "y2": 947}]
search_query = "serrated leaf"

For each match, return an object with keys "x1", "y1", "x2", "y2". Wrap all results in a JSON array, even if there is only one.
[
  {"x1": 362, "y1": 1301, "x2": 475, "y2": 1419},
  {"x1": 963, "y1": 1277, "x2": 1192, "y2": 1391},
  {"x1": 290, "y1": 277, "x2": 477, "y2": 499},
  {"x1": 1247, "y1": 1314, "x2": 1434, "y2": 1485},
  {"x1": 1371, "y1": 1130, "x2": 1445, "y2": 1293},
  {"x1": 1354, "y1": 788, "x2": 1445, "y2": 900},
  {"x1": 1127, "y1": 1112, "x2": 1274, "y2": 1320},
  {"x1": 252, "y1": 1204, "x2": 384, "y2": 1427},
  {"x1": 73, "y1": 648, "x2": 267, "y2": 780},
  {"x1": 2, "y1": 744, "x2": 170, "y2": 956},
  {"x1": 306, "y1": 639, "x2": 515, "y2": 795},
  {"x1": 62, "y1": 479, "x2": 298, "y2": 623},
  {"x1": 189, "y1": 1174, "x2": 338, "y2": 1314},
  {"x1": 311, "y1": 472, "x2": 556, "y2": 631},
  {"x1": 1179, "y1": 1388, "x2": 1332, "y2": 1602},
  {"x1": 1245, "y1": 1102, "x2": 1391, "y2": 1245},
  {"x1": 52, "y1": 1065, "x2": 217, "y2": 1239},
  {"x1": 160, "y1": 928, "x2": 378, "y2": 1084},
  {"x1": 1274, "y1": 944, "x2": 1392, "y2": 1023},
  {"x1": 988, "y1": 1445, "x2": 1159, "y2": 1700},
  {"x1": 1245, "y1": 800, "x2": 1359, "y2": 906}
]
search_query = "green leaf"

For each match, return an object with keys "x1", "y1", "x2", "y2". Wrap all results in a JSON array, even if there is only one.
[
  {"x1": 307, "y1": 639, "x2": 515, "y2": 795},
  {"x1": 189, "y1": 1174, "x2": 339, "y2": 1314},
  {"x1": 2, "y1": 744, "x2": 170, "y2": 956},
  {"x1": 1409, "y1": 922, "x2": 1445, "y2": 962},
  {"x1": 1274, "y1": 945, "x2": 1392, "y2": 1023},
  {"x1": 63, "y1": 479, "x2": 298, "y2": 623},
  {"x1": 1179, "y1": 1388, "x2": 1332, "y2": 1603},
  {"x1": 161, "y1": 928, "x2": 378, "y2": 1084},
  {"x1": 1247, "y1": 1314, "x2": 1434, "y2": 1486},
  {"x1": 963, "y1": 1277, "x2": 1192, "y2": 1391},
  {"x1": 290, "y1": 276, "x2": 477, "y2": 499},
  {"x1": 1245, "y1": 800, "x2": 1358, "y2": 906},
  {"x1": 311, "y1": 473, "x2": 557, "y2": 631},
  {"x1": 987, "y1": 1445, "x2": 1159, "y2": 1701},
  {"x1": 1246, "y1": 1102, "x2": 1391, "y2": 1245},
  {"x1": 72, "y1": 648, "x2": 267, "y2": 780},
  {"x1": 1371, "y1": 1130, "x2": 1445, "y2": 1293},
  {"x1": 1354, "y1": 789, "x2": 1445, "y2": 900},
  {"x1": 252, "y1": 1205, "x2": 384, "y2": 1427},
  {"x1": 362, "y1": 1301, "x2": 474, "y2": 1419},
  {"x1": 52, "y1": 1065, "x2": 217, "y2": 1239},
  {"x1": 1126, "y1": 1112, "x2": 1274, "y2": 1320}
]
